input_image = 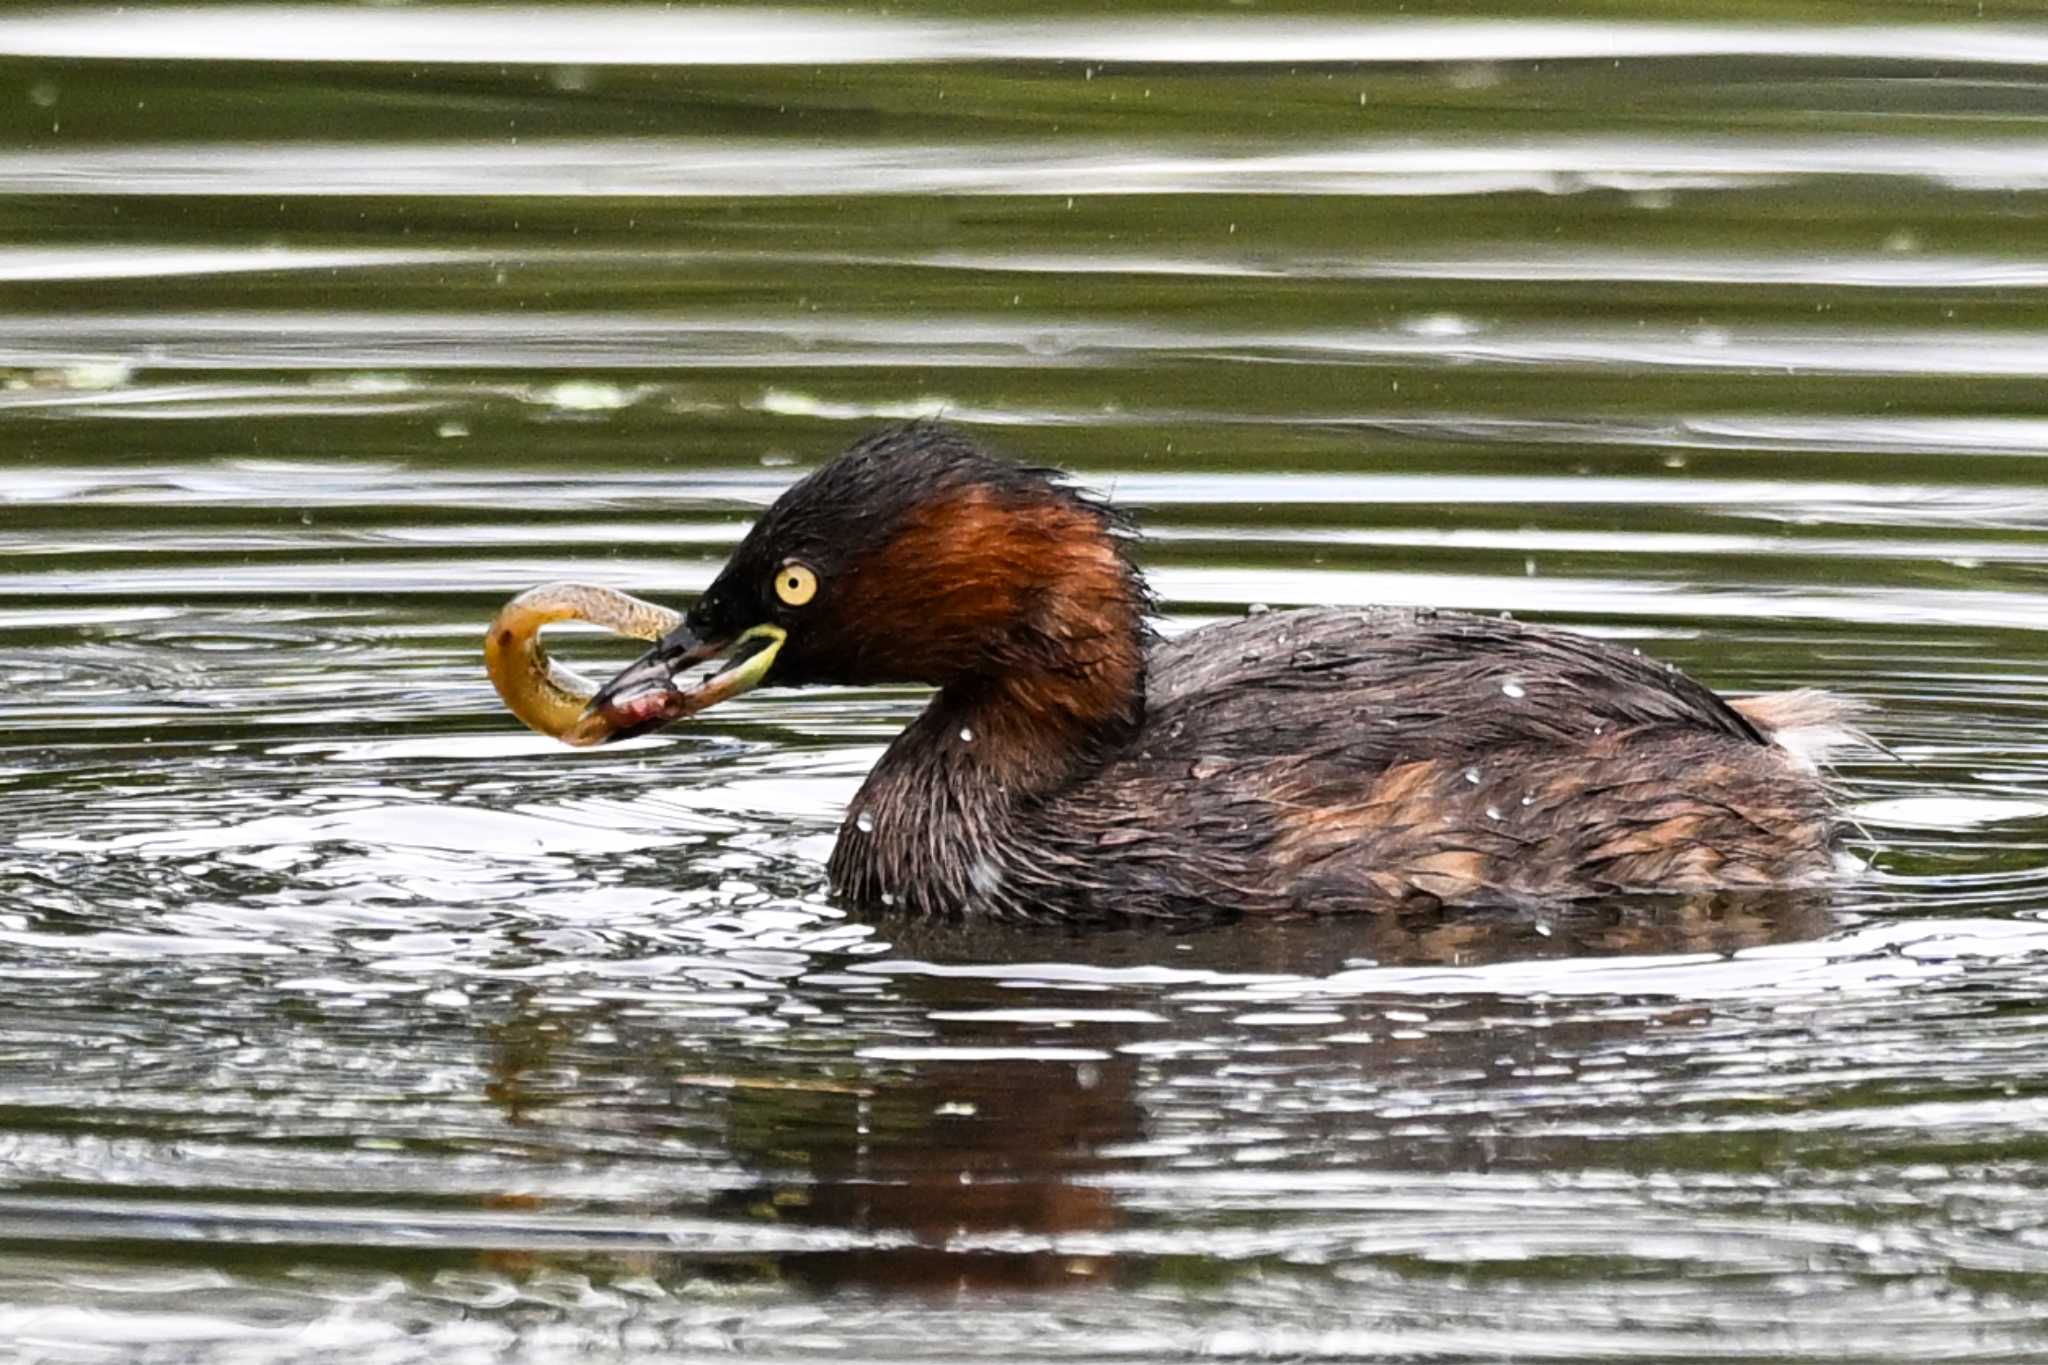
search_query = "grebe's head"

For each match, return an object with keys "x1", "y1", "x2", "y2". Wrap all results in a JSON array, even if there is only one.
[{"x1": 576, "y1": 423, "x2": 1149, "y2": 744}]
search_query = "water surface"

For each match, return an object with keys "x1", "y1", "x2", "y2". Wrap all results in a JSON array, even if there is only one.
[{"x1": 4, "y1": 4, "x2": 2048, "y2": 1361}]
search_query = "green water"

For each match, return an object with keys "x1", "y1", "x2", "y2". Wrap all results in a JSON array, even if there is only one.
[{"x1": 3, "y1": 4, "x2": 2048, "y2": 1361}]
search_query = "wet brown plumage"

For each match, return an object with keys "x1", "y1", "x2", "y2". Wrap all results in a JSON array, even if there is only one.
[{"x1": 584, "y1": 423, "x2": 1860, "y2": 921}]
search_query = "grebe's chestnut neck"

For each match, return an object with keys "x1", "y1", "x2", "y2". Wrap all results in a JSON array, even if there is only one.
[{"x1": 592, "y1": 423, "x2": 1150, "y2": 797}]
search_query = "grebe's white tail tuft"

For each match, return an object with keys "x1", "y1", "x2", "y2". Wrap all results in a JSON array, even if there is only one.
[{"x1": 1731, "y1": 689, "x2": 1873, "y2": 774}]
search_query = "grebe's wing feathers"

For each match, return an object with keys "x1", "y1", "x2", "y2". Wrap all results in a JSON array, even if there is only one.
[{"x1": 1139, "y1": 607, "x2": 1766, "y2": 762}]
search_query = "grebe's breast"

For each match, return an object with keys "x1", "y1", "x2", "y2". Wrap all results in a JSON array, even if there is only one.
[{"x1": 1019, "y1": 608, "x2": 1846, "y2": 918}]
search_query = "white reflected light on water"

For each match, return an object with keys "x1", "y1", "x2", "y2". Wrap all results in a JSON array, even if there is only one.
[
  {"x1": 3, "y1": 135, "x2": 2048, "y2": 197},
  {"x1": 4, "y1": 8, "x2": 2048, "y2": 68}
]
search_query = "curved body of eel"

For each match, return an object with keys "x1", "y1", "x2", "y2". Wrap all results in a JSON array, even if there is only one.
[
  {"x1": 485, "y1": 423, "x2": 1865, "y2": 921},
  {"x1": 485, "y1": 583, "x2": 680, "y2": 741}
]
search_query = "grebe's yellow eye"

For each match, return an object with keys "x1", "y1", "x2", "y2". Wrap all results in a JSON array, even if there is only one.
[{"x1": 774, "y1": 561, "x2": 819, "y2": 608}]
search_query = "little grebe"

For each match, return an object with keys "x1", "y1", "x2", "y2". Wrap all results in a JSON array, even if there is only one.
[{"x1": 487, "y1": 423, "x2": 1862, "y2": 920}]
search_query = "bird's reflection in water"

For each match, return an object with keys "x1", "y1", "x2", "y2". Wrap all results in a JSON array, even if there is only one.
[
  {"x1": 875, "y1": 885, "x2": 1837, "y2": 974},
  {"x1": 1306, "y1": 887, "x2": 1837, "y2": 971},
  {"x1": 473, "y1": 887, "x2": 1833, "y2": 1297},
  {"x1": 727, "y1": 1054, "x2": 1139, "y2": 1294}
]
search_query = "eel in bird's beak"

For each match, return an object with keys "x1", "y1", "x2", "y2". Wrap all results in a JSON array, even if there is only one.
[
  {"x1": 567, "y1": 621, "x2": 787, "y2": 746},
  {"x1": 483, "y1": 582, "x2": 785, "y2": 748}
]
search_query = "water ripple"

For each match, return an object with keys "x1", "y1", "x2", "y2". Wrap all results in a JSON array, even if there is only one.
[
  {"x1": 6, "y1": 9, "x2": 2048, "y2": 70},
  {"x1": 3, "y1": 135, "x2": 2047, "y2": 198}
]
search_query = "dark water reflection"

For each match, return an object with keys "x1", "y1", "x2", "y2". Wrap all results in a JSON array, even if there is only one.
[{"x1": 5, "y1": 2, "x2": 2048, "y2": 1361}]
